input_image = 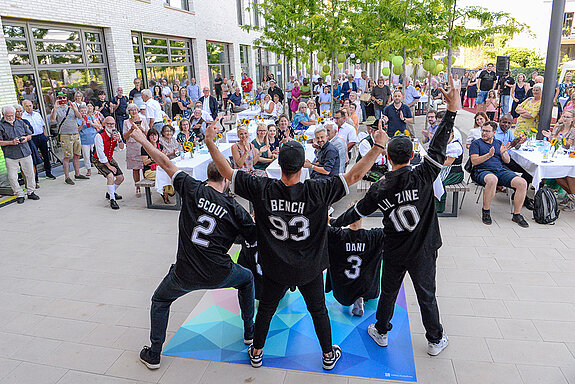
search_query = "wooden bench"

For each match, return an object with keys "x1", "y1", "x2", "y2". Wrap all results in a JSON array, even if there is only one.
[
  {"x1": 135, "y1": 179, "x2": 181, "y2": 211},
  {"x1": 438, "y1": 182, "x2": 470, "y2": 218}
]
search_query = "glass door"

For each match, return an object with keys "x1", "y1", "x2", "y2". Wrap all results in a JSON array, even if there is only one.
[{"x1": 13, "y1": 73, "x2": 41, "y2": 110}]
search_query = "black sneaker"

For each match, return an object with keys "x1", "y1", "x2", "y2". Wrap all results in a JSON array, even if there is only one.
[
  {"x1": 139, "y1": 346, "x2": 160, "y2": 369},
  {"x1": 45, "y1": 173, "x2": 56, "y2": 180},
  {"x1": 75, "y1": 174, "x2": 89, "y2": 180},
  {"x1": 16, "y1": 197, "x2": 25, "y2": 204},
  {"x1": 27, "y1": 193, "x2": 40, "y2": 200},
  {"x1": 65, "y1": 177, "x2": 75, "y2": 185},
  {"x1": 322, "y1": 345, "x2": 342, "y2": 370},
  {"x1": 106, "y1": 192, "x2": 123, "y2": 200},
  {"x1": 248, "y1": 344, "x2": 263, "y2": 368},
  {"x1": 481, "y1": 209, "x2": 492, "y2": 225},
  {"x1": 512, "y1": 213, "x2": 529, "y2": 228},
  {"x1": 110, "y1": 200, "x2": 120, "y2": 210}
]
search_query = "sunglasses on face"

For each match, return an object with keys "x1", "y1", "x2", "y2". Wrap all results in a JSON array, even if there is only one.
[{"x1": 58, "y1": 97, "x2": 67, "y2": 100}]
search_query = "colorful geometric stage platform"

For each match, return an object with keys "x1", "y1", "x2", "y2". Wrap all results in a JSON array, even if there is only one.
[{"x1": 163, "y1": 283, "x2": 416, "y2": 381}]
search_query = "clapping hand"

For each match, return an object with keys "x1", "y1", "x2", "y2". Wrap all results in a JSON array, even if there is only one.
[
  {"x1": 500, "y1": 142, "x2": 511, "y2": 154},
  {"x1": 488, "y1": 146, "x2": 496, "y2": 157},
  {"x1": 399, "y1": 110, "x2": 405, "y2": 121},
  {"x1": 439, "y1": 75, "x2": 461, "y2": 112}
]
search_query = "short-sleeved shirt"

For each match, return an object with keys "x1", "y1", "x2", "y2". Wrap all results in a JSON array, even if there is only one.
[
  {"x1": 494, "y1": 126, "x2": 515, "y2": 145},
  {"x1": 337, "y1": 123, "x2": 358, "y2": 147},
  {"x1": 372, "y1": 85, "x2": 391, "y2": 109},
  {"x1": 129, "y1": 87, "x2": 144, "y2": 107},
  {"x1": 469, "y1": 138, "x2": 506, "y2": 172},
  {"x1": 145, "y1": 99, "x2": 163, "y2": 123},
  {"x1": 93, "y1": 99, "x2": 112, "y2": 117},
  {"x1": 498, "y1": 76, "x2": 515, "y2": 96},
  {"x1": 55, "y1": 106, "x2": 79, "y2": 135},
  {"x1": 383, "y1": 103, "x2": 412, "y2": 137},
  {"x1": 0, "y1": 119, "x2": 32, "y2": 159},
  {"x1": 515, "y1": 97, "x2": 541, "y2": 135},
  {"x1": 171, "y1": 171, "x2": 256, "y2": 285},
  {"x1": 231, "y1": 170, "x2": 349, "y2": 285},
  {"x1": 478, "y1": 70, "x2": 498, "y2": 91},
  {"x1": 311, "y1": 141, "x2": 339, "y2": 179},
  {"x1": 77, "y1": 116, "x2": 98, "y2": 145},
  {"x1": 141, "y1": 142, "x2": 164, "y2": 172},
  {"x1": 330, "y1": 135, "x2": 347, "y2": 173},
  {"x1": 404, "y1": 85, "x2": 421, "y2": 105}
]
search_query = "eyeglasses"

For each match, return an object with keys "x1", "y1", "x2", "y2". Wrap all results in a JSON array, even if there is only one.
[{"x1": 104, "y1": 123, "x2": 115, "y2": 126}]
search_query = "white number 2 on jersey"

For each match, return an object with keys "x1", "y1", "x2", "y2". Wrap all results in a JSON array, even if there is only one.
[
  {"x1": 389, "y1": 204, "x2": 420, "y2": 232},
  {"x1": 344, "y1": 255, "x2": 362, "y2": 279},
  {"x1": 268, "y1": 215, "x2": 310, "y2": 241},
  {"x1": 191, "y1": 215, "x2": 216, "y2": 247}
]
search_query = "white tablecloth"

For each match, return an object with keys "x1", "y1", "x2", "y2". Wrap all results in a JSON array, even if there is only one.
[
  {"x1": 510, "y1": 147, "x2": 575, "y2": 190},
  {"x1": 236, "y1": 109, "x2": 269, "y2": 122},
  {"x1": 155, "y1": 143, "x2": 233, "y2": 194},
  {"x1": 266, "y1": 144, "x2": 316, "y2": 183}
]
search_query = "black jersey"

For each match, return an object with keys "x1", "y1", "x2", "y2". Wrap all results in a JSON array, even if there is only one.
[
  {"x1": 331, "y1": 110, "x2": 456, "y2": 260},
  {"x1": 172, "y1": 171, "x2": 256, "y2": 285},
  {"x1": 325, "y1": 227, "x2": 385, "y2": 306},
  {"x1": 236, "y1": 240, "x2": 263, "y2": 300},
  {"x1": 232, "y1": 170, "x2": 349, "y2": 285}
]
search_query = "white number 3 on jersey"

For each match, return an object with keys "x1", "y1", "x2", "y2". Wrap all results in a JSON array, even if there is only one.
[{"x1": 344, "y1": 255, "x2": 362, "y2": 279}]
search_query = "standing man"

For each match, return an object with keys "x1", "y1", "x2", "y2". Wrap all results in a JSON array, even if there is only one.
[
  {"x1": 356, "y1": 71, "x2": 369, "y2": 122},
  {"x1": 382, "y1": 90, "x2": 414, "y2": 137},
  {"x1": 160, "y1": 79, "x2": 173, "y2": 119},
  {"x1": 141, "y1": 89, "x2": 164, "y2": 131},
  {"x1": 0, "y1": 106, "x2": 39, "y2": 203},
  {"x1": 229, "y1": 74, "x2": 239, "y2": 93},
  {"x1": 111, "y1": 87, "x2": 129, "y2": 135},
  {"x1": 214, "y1": 73, "x2": 224, "y2": 103},
  {"x1": 341, "y1": 74, "x2": 358, "y2": 101},
  {"x1": 241, "y1": 73, "x2": 254, "y2": 96},
  {"x1": 330, "y1": 76, "x2": 461, "y2": 358},
  {"x1": 187, "y1": 78, "x2": 201, "y2": 103},
  {"x1": 129, "y1": 78, "x2": 144, "y2": 107},
  {"x1": 130, "y1": 124, "x2": 257, "y2": 370},
  {"x1": 371, "y1": 77, "x2": 392, "y2": 120},
  {"x1": 325, "y1": 123, "x2": 347, "y2": 173},
  {"x1": 497, "y1": 71, "x2": 515, "y2": 115},
  {"x1": 404, "y1": 77, "x2": 421, "y2": 135},
  {"x1": 476, "y1": 63, "x2": 497, "y2": 113},
  {"x1": 22, "y1": 100, "x2": 55, "y2": 180},
  {"x1": 92, "y1": 116, "x2": 125, "y2": 210},
  {"x1": 198, "y1": 87, "x2": 219, "y2": 121},
  {"x1": 267, "y1": 80, "x2": 284, "y2": 103},
  {"x1": 304, "y1": 126, "x2": 339, "y2": 179},
  {"x1": 50, "y1": 91, "x2": 88, "y2": 184},
  {"x1": 334, "y1": 109, "x2": 358, "y2": 152},
  {"x1": 205, "y1": 117, "x2": 388, "y2": 370}
]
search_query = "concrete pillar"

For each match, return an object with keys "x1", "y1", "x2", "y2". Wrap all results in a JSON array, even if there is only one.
[
  {"x1": 0, "y1": 18, "x2": 20, "y2": 107},
  {"x1": 103, "y1": 27, "x2": 136, "y2": 94}
]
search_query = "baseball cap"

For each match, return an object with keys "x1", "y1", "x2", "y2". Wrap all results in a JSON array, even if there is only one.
[
  {"x1": 387, "y1": 136, "x2": 413, "y2": 164},
  {"x1": 56, "y1": 91, "x2": 66, "y2": 97},
  {"x1": 278, "y1": 141, "x2": 305, "y2": 174}
]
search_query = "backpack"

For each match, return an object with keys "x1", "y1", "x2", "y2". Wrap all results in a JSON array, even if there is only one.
[{"x1": 533, "y1": 186, "x2": 559, "y2": 225}]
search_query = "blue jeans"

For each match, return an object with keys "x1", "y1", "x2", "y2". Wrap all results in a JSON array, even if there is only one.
[
  {"x1": 501, "y1": 95, "x2": 511, "y2": 115},
  {"x1": 374, "y1": 108, "x2": 384, "y2": 120},
  {"x1": 149, "y1": 263, "x2": 255, "y2": 354},
  {"x1": 476, "y1": 90, "x2": 489, "y2": 104},
  {"x1": 360, "y1": 101, "x2": 367, "y2": 122}
]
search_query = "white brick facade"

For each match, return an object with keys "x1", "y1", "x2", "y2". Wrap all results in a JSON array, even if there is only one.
[{"x1": 0, "y1": 0, "x2": 264, "y2": 106}]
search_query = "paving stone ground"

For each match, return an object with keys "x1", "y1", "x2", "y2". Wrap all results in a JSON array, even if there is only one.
[{"x1": 1, "y1": 110, "x2": 574, "y2": 383}]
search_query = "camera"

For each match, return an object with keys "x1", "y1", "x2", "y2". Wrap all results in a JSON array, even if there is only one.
[
  {"x1": 135, "y1": 121, "x2": 142, "y2": 126},
  {"x1": 111, "y1": 128, "x2": 118, "y2": 135},
  {"x1": 18, "y1": 137, "x2": 25, "y2": 143}
]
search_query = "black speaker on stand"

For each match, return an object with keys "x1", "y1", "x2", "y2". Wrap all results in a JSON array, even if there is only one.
[{"x1": 495, "y1": 56, "x2": 510, "y2": 121}]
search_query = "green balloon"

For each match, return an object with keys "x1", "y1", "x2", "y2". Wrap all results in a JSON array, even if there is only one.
[
  {"x1": 337, "y1": 63, "x2": 343, "y2": 69},
  {"x1": 392, "y1": 56, "x2": 404, "y2": 67},
  {"x1": 322, "y1": 65, "x2": 330, "y2": 73},
  {"x1": 382, "y1": 67, "x2": 391, "y2": 76},
  {"x1": 431, "y1": 66, "x2": 440, "y2": 76},
  {"x1": 317, "y1": 51, "x2": 326, "y2": 61},
  {"x1": 386, "y1": 53, "x2": 394, "y2": 62},
  {"x1": 277, "y1": 58, "x2": 282, "y2": 64},
  {"x1": 393, "y1": 66, "x2": 403, "y2": 75},
  {"x1": 412, "y1": 58, "x2": 420, "y2": 65},
  {"x1": 337, "y1": 53, "x2": 346, "y2": 63},
  {"x1": 436, "y1": 63, "x2": 445, "y2": 72},
  {"x1": 423, "y1": 58, "x2": 435, "y2": 72},
  {"x1": 405, "y1": 58, "x2": 411, "y2": 65}
]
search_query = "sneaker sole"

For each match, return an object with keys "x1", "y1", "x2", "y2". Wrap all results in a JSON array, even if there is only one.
[
  {"x1": 250, "y1": 359, "x2": 262, "y2": 368},
  {"x1": 427, "y1": 343, "x2": 448, "y2": 356},
  {"x1": 368, "y1": 327, "x2": 388, "y2": 347},
  {"x1": 244, "y1": 339, "x2": 253, "y2": 345},
  {"x1": 139, "y1": 357, "x2": 160, "y2": 370}
]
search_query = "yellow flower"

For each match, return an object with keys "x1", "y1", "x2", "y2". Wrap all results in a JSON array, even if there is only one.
[
  {"x1": 530, "y1": 127, "x2": 538, "y2": 134},
  {"x1": 318, "y1": 116, "x2": 325, "y2": 123},
  {"x1": 394, "y1": 130, "x2": 401, "y2": 136},
  {"x1": 404, "y1": 130, "x2": 410, "y2": 137},
  {"x1": 303, "y1": 135, "x2": 308, "y2": 140},
  {"x1": 254, "y1": 115, "x2": 259, "y2": 120},
  {"x1": 242, "y1": 118, "x2": 250, "y2": 125},
  {"x1": 182, "y1": 141, "x2": 193, "y2": 152},
  {"x1": 563, "y1": 137, "x2": 567, "y2": 146},
  {"x1": 550, "y1": 138, "x2": 558, "y2": 146},
  {"x1": 217, "y1": 132, "x2": 223, "y2": 138}
]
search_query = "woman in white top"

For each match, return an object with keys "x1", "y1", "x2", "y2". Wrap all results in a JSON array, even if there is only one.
[
  {"x1": 466, "y1": 111, "x2": 488, "y2": 149},
  {"x1": 261, "y1": 94, "x2": 275, "y2": 119},
  {"x1": 272, "y1": 94, "x2": 283, "y2": 117},
  {"x1": 349, "y1": 91, "x2": 361, "y2": 116},
  {"x1": 307, "y1": 99, "x2": 319, "y2": 122}
]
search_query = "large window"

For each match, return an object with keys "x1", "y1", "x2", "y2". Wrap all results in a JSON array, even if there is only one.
[
  {"x1": 254, "y1": 47, "x2": 282, "y2": 88},
  {"x1": 240, "y1": 45, "x2": 250, "y2": 76},
  {"x1": 3, "y1": 19, "x2": 110, "y2": 123},
  {"x1": 564, "y1": 12, "x2": 574, "y2": 38},
  {"x1": 206, "y1": 41, "x2": 231, "y2": 91},
  {"x1": 132, "y1": 32, "x2": 194, "y2": 88},
  {"x1": 237, "y1": 0, "x2": 245, "y2": 25},
  {"x1": 164, "y1": 0, "x2": 190, "y2": 11}
]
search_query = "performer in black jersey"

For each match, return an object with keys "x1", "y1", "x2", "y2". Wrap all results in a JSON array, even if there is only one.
[
  {"x1": 205, "y1": 116, "x2": 389, "y2": 370},
  {"x1": 331, "y1": 75, "x2": 460, "y2": 357},
  {"x1": 237, "y1": 239, "x2": 263, "y2": 300},
  {"x1": 325, "y1": 218, "x2": 384, "y2": 316},
  {"x1": 131, "y1": 125, "x2": 257, "y2": 370}
]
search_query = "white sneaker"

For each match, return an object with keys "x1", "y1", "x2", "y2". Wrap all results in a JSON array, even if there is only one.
[
  {"x1": 367, "y1": 324, "x2": 388, "y2": 347},
  {"x1": 427, "y1": 334, "x2": 449, "y2": 356},
  {"x1": 563, "y1": 200, "x2": 575, "y2": 212},
  {"x1": 351, "y1": 297, "x2": 364, "y2": 317}
]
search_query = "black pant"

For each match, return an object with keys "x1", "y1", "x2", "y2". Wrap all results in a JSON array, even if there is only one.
[
  {"x1": 375, "y1": 251, "x2": 443, "y2": 343},
  {"x1": 253, "y1": 273, "x2": 332, "y2": 353},
  {"x1": 32, "y1": 134, "x2": 51, "y2": 175},
  {"x1": 505, "y1": 158, "x2": 533, "y2": 186},
  {"x1": 460, "y1": 88, "x2": 467, "y2": 105}
]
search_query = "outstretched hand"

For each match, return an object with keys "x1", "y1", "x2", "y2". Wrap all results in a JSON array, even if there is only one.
[
  {"x1": 130, "y1": 126, "x2": 147, "y2": 144},
  {"x1": 500, "y1": 142, "x2": 511, "y2": 154},
  {"x1": 372, "y1": 125, "x2": 390, "y2": 149},
  {"x1": 439, "y1": 75, "x2": 461, "y2": 112},
  {"x1": 205, "y1": 116, "x2": 221, "y2": 144}
]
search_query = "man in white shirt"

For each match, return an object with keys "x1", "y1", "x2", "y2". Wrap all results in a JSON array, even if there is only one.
[
  {"x1": 22, "y1": 100, "x2": 55, "y2": 179},
  {"x1": 358, "y1": 122, "x2": 385, "y2": 166},
  {"x1": 334, "y1": 109, "x2": 357, "y2": 151},
  {"x1": 141, "y1": 89, "x2": 164, "y2": 131},
  {"x1": 161, "y1": 79, "x2": 173, "y2": 119},
  {"x1": 325, "y1": 122, "x2": 347, "y2": 173},
  {"x1": 187, "y1": 78, "x2": 201, "y2": 103},
  {"x1": 324, "y1": 73, "x2": 332, "y2": 86}
]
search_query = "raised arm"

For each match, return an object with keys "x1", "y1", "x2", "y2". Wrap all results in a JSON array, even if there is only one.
[
  {"x1": 130, "y1": 128, "x2": 178, "y2": 178},
  {"x1": 427, "y1": 75, "x2": 459, "y2": 166},
  {"x1": 205, "y1": 117, "x2": 234, "y2": 180}
]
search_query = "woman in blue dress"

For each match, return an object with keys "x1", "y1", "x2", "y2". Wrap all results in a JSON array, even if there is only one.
[
  {"x1": 177, "y1": 88, "x2": 192, "y2": 119},
  {"x1": 511, "y1": 73, "x2": 528, "y2": 119}
]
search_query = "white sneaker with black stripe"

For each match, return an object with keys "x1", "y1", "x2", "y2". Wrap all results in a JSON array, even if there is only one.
[
  {"x1": 248, "y1": 344, "x2": 262, "y2": 368},
  {"x1": 322, "y1": 344, "x2": 342, "y2": 370},
  {"x1": 427, "y1": 334, "x2": 449, "y2": 356}
]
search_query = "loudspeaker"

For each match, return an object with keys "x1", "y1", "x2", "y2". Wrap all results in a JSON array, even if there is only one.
[{"x1": 496, "y1": 56, "x2": 510, "y2": 77}]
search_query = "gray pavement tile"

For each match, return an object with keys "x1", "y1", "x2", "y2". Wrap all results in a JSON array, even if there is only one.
[{"x1": 0, "y1": 362, "x2": 67, "y2": 384}]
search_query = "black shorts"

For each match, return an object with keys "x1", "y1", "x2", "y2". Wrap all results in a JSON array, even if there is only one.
[{"x1": 92, "y1": 156, "x2": 123, "y2": 177}]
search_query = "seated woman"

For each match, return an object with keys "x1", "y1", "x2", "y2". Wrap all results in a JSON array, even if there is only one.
[
  {"x1": 176, "y1": 118, "x2": 192, "y2": 143},
  {"x1": 267, "y1": 124, "x2": 281, "y2": 154},
  {"x1": 140, "y1": 129, "x2": 174, "y2": 204},
  {"x1": 466, "y1": 111, "x2": 488, "y2": 149},
  {"x1": 543, "y1": 109, "x2": 575, "y2": 147},
  {"x1": 306, "y1": 99, "x2": 319, "y2": 122},
  {"x1": 251, "y1": 124, "x2": 276, "y2": 170},
  {"x1": 231, "y1": 126, "x2": 267, "y2": 176},
  {"x1": 276, "y1": 114, "x2": 294, "y2": 144},
  {"x1": 555, "y1": 177, "x2": 575, "y2": 211},
  {"x1": 272, "y1": 94, "x2": 283, "y2": 118},
  {"x1": 292, "y1": 102, "x2": 315, "y2": 132},
  {"x1": 159, "y1": 125, "x2": 179, "y2": 159},
  {"x1": 436, "y1": 129, "x2": 464, "y2": 213},
  {"x1": 189, "y1": 108, "x2": 206, "y2": 141},
  {"x1": 261, "y1": 94, "x2": 276, "y2": 120}
]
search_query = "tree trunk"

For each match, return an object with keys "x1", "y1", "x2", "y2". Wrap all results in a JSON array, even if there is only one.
[
  {"x1": 425, "y1": 71, "x2": 432, "y2": 130},
  {"x1": 447, "y1": 0, "x2": 457, "y2": 78}
]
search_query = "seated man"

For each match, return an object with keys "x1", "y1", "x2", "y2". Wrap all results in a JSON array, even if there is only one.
[
  {"x1": 436, "y1": 128, "x2": 464, "y2": 213},
  {"x1": 421, "y1": 110, "x2": 438, "y2": 144},
  {"x1": 230, "y1": 88, "x2": 247, "y2": 113},
  {"x1": 253, "y1": 86, "x2": 265, "y2": 103},
  {"x1": 304, "y1": 126, "x2": 339, "y2": 179},
  {"x1": 430, "y1": 81, "x2": 444, "y2": 111},
  {"x1": 469, "y1": 121, "x2": 529, "y2": 227}
]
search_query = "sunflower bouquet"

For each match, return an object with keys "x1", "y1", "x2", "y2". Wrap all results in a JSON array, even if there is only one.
[
  {"x1": 394, "y1": 129, "x2": 410, "y2": 137},
  {"x1": 214, "y1": 132, "x2": 223, "y2": 143},
  {"x1": 550, "y1": 136, "x2": 567, "y2": 156},
  {"x1": 318, "y1": 116, "x2": 325, "y2": 124},
  {"x1": 182, "y1": 141, "x2": 194, "y2": 152},
  {"x1": 241, "y1": 118, "x2": 251, "y2": 126},
  {"x1": 297, "y1": 134, "x2": 308, "y2": 143},
  {"x1": 254, "y1": 115, "x2": 260, "y2": 120},
  {"x1": 163, "y1": 117, "x2": 173, "y2": 125}
]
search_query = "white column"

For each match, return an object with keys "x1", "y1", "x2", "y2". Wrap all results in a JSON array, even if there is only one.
[
  {"x1": 0, "y1": 19, "x2": 20, "y2": 107},
  {"x1": 103, "y1": 27, "x2": 136, "y2": 93},
  {"x1": 195, "y1": 39, "x2": 210, "y2": 90}
]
